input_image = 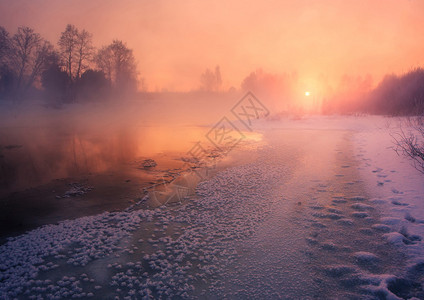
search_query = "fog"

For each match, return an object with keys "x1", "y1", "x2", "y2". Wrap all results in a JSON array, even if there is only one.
[
  {"x1": 2, "y1": 74, "x2": 424, "y2": 193},
  {"x1": 1, "y1": 0, "x2": 424, "y2": 193},
  {"x1": 3, "y1": 2, "x2": 424, "y2": 299},
  {"x1": 2, "y1": 0, "x2": 424, "y2": 92},
  {"x1": 0, "y1": 92, "x2": 254, "y2": 193}
]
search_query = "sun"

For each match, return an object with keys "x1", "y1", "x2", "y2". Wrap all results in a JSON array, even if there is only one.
[{"x1": 305, "y1": 91, "x2": 310, "y2": 96}]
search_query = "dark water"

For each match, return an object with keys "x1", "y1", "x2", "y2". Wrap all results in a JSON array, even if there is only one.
[
  {"x1": 0, "y1": 124, "x2": 210, "y2": 194},
  {"x1": 0, "y1": 94, "x2": 251, "y2": 194}
]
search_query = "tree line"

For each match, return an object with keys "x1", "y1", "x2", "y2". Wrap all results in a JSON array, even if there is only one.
[
  {"x1": 365, "y1": 68, "x2": 424, "y2": 115},
  {"x1": 321, "y1": 68, "x2": 424, "y2": 116},
  {"x1": 0, "y1": 24, "x2": 138, "y2": 104}
]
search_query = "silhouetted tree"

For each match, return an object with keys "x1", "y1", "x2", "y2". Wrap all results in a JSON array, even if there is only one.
[
  {"x1": 322, "y1": 74, "x2": 373, "y2": 114},
  {"x1": 58, "y1": 24, "x2": 94, "y2": 81},
  {"x1": 242, "y1": 69, "x2": 281, "y2": 94},
  {"x1": 0, "y1": 26, "x2": 10, "y2": 64},
  {"x1": 241, "y1": 69, "x2": 296, "y2": 103},
  {"x1": 0, "y1": 65, "x2": 15, "y2": 100},
  {"x1": 367, "y1": 68, "x2": 424, "y2": 115},
  {"x1": 77, "y1": 69, "x2": 109, "y2": 101},
  {"x1": 58, "y1": 24, "x2": 77, "y2": 80},
  {"x1": 95, "y1": 40, "x2": 137, "y2": 91},
  {"x1": 9, "y1": 27, "x2": 41, "y2": 90},
  {"x1": 75, "y1": 29, "x2": 94, "y2": 80},
  {"x1": 0, "y1": 27, "x2": 13, "y2": 100},
  {"x1": 7, "y1": 27, "x2": 55, "y2": 98},
  {"x1": 41, "y1": 63, "x2": 70, "y2": 105},
  {"x1": 200, "y1": 65, "x2": 222, "y2": 91},
  {"x1": 392, "y1": 116, "x2": 424, "y2": 174}
]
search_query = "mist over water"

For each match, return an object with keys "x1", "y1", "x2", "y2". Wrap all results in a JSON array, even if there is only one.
[
  {"x1": 0, "y1": 92, "x2": 253, "y2": 194},
  {"x1": 2, "y1": 2, "x2": 424, "y2": 299}
]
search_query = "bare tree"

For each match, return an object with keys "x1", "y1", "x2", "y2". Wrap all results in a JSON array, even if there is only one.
[
  {"x1": 25, "y1": 40, "x2": 56, "y2": 90},
  {"x1": 95, "y1": 40, "x2": 137, "y2": 90},
  {"x1": 58, "y1": 24, "x2": 77, "y2": 80},
  {"x1": 0, "y1": 27, "x2": 13, "y2": 99},
  {"x1": 200, "y1": 65, "x2": 222, "y2": 92},
  {"x1": 95, "y1": 45, "x2": 113, "y2": 82},
  {"x1": 75, "y1": 29, "x2": 94, "y2": 80},
  {"x1": 0, "y1": 26, "x2": 10, "y2": 64},
  {"x1": 58, "y1": 24, "x2": 93, "y2": 81},
  {"x1": 391, "y1": 116, "x2": 424, "y2": 174},
  {"x1": 9, "y1": 27, "x2": 41, "y2": 90},
  {"x1": 8, "y1": 26, "x2": 55, "y2": 93}
]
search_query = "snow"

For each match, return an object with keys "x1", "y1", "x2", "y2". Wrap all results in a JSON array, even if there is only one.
[
  {"x1": 354, "y1": 251, "x2": 380, "y2": 263},
  {"x1": 0, "y1": 115, "x2": 423, "y2": 299},
  {"x1": 56, "y1": 183, "x2": 93, "y2": 199},
  {"x1": 353, "y1": 117, "x2": 424, "y2": 281}
]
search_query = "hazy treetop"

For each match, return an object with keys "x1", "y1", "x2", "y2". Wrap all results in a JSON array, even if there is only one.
[{"x1": 1, "y1": 0, "x2": 424, "y2": 92}]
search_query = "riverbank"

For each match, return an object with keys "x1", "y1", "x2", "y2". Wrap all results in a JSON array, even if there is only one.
[{"x1": 1, "y1": 116, "x2": 423, "y2": 299}]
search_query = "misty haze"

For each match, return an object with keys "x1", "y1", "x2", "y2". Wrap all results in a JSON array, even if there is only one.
[{"x1": 1, "y1": 1, "x2": 424, "y2": 299}]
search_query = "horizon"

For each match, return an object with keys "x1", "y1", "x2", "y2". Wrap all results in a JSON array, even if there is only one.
[
  {"x1": 1, "y1": 2, "x2": 424, "y2": 299},
  {"x1": 1, "y1": 0, "x2": 424, "y2": 95}
]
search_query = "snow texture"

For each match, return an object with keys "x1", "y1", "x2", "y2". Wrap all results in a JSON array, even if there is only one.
[{"x1": 1, "y1": 115, "x2": 423, "y2": 299}]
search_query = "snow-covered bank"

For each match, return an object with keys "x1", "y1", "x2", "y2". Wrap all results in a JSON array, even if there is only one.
[
  {"x1": 0, "y1": 145, "x2": 294, "y2": 299},
  {"x1": 354, "y1": 120, "x2": 424, "y2": 284},
  {"x1": 1, "y1": 115, "x2": 423, "y2": 299},
  {"x1": 254, "y1": 115, "x2": 424, "y2": 298}
]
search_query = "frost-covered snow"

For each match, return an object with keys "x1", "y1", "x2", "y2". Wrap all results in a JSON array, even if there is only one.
[
  {"x1": 353, "y1": 117, "x2": 424, "y2": 297},
  {"x1": 1, "y1": 115, "x2": 423, "y2": 299}
]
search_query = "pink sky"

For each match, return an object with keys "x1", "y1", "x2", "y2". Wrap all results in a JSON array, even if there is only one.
[{"x1": 1, "y1": 0, "x2": 424, "y2": 92}]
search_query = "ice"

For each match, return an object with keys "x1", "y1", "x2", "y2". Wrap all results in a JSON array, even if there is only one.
[
  {"x1": 0, "y1": 209, "x2": 156, "y2": 298},
  {"x1": 1, "y1": 115, "x2": 423, "y2": 299},
  {"x1": 57, "y1": 183, "x2": 94, "y2": 199},
  {"x1": 380, "y1": 217, "x2": 403, "y2": 226},
  {"x1": 353, "y1": 251, "x2": 380, "y2": 263},
  {"x1": 337, "y1": 218, "x2": 354, "y2": 226},
  {"x1": 371, "y1": 224, "x2": 392, "y2": 233},
  {"x1": 323, "y1": 265, "x2": 356, "y2": 277},
  {"x1": 140, "y1": 159, "x2": 157, "y2": 168},
  {"x1": 351, "y1": 203, "x2": 374, "y2": 211}
]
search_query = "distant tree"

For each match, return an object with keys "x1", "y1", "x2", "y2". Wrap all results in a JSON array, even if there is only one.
[
  {"x1": 41, "y1": 63, "x2": 70, "y2": 105},
  {"x1": 95, "y1": 40, "x2": 137, "y2": 91},
  {"x1": 241, "y1": 69, "x2": 284, "y2": 94},
  {"x1": 8, "y1": 27, "x2": 55, "y2": 96},
  {"x1": 25, "y1": 41, "x2": 56, "y2": 90},
  {"x1": 58, "y1": 24, "x2": 94, "y2": 81},
  {"x1": 0, "y1": 65, "x2": 14, "y2": 100},
  {"x1": 75, "y1": 29, "x2": 94, "y2": 80},
  {"x1": 322, "y1": 74, "x2": 373, "y2": 114},
  {"x1": 79, "y1": 69, "x2": 108, "y2": 87},
  {"x1": 0, "y1": 26, "x2": 10, "y2": 64},
  {"x1": 200, "y1": 65, "x2": 222, "y2": 92},
  {"x1": 9, "y1": 27, "x2": 41, "y2": 90},
  {"x1": 0, "y1": 27, "x2": 13, "y2": 99},
  {"x1": 241, "y1": 69, "x2": 294, "y2": 98},
  {"x1": 58, "y1": 24, "x2": 78, "y2": 80},
  {"x1": 77, "y1": 69, "x2": 109, "y2": 100},
  {"x1": 241, "y1": 69, "x2": 261, "y2": 93},
  {"x1": 367, "y1": 68, "x2": 424, "y2": 115}
]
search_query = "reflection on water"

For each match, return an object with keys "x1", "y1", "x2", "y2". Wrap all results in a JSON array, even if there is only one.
[
  {"x1": 0, "y1": 125, "x2": 208, "y2": 192},
  {"x1": 0, "y1": 122, "x2": 262, "y2": 195},
  {"x1": 0, "y1": 93, "x2": 267, "y2": 195}
]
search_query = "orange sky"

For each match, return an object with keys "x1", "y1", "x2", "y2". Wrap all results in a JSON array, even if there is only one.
[{"x1": 1, "y1": 0, "x2": 424, "y2": 92}]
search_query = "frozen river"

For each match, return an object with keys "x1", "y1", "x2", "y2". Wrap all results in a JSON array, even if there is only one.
[{"x1": 1, "y1": 117, "x2": 423, "y2": 299}]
